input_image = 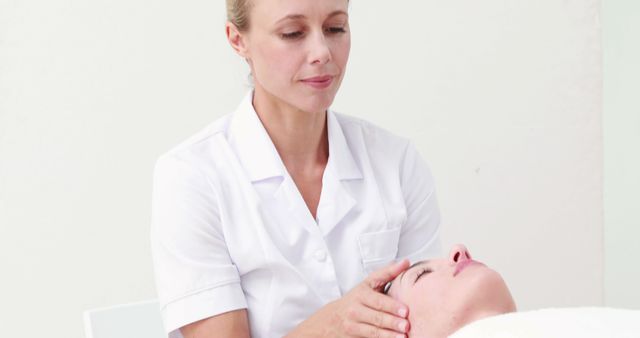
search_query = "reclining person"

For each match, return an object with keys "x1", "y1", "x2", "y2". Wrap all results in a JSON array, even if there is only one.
[{"x1": 384, "y1": 244, "x2": 517, "y2": 338}]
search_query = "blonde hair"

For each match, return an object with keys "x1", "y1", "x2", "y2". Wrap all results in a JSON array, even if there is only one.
[
  {"x1": 226, "y1": 0, "x2": 252, "y2": 31},
  {"x1": 226, "y1": 0, "x2": 350, "y2": 32}
]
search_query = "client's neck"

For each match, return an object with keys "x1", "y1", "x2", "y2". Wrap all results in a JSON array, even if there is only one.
[{"x1": 410, "y1": 309, "x2": 515, "y2": 338}]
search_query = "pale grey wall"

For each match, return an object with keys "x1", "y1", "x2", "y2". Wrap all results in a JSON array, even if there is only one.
[
  {"x1": 604, "y1": 0, "x2": 640, "y2": 309},
  {"x1": 0, "y1": 1, "x2": 606, "y2": 337}
]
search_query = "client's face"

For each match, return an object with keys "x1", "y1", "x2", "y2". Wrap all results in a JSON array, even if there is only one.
[{"x1": 387, "y1": 244, "x2": 516, "y2": 338}]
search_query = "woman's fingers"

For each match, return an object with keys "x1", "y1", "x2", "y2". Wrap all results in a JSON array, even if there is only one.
[
  {"x1": 344, "y1": 321, "x2": 407, "y2": 338},
  {"x1": 365, "y1": 259, "x2": 410, "y2": 290},
  {"x1": 360, "y1": 287, "x2": 409, "y2": 318},
  {"x1": 295, "y1": 260, "x2": 411, "y2": 337},
  {"x1": 352, "y1": 303, "x2": 410, "y2": 334},
  {"x1": 286, "y1": 259, "x2": 412, "y2": 338}
]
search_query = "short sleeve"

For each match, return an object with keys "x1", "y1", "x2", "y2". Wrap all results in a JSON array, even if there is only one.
[
  {"x1": 397, "y1": 141, "x2": 443, "y2": 262},
  {"x1": 150, "y1": 155, "x2": 247, "y2": 338}
]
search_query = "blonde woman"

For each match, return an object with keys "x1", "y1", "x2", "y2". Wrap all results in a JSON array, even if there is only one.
[{"x1": 151, "y1": 0, "x2": 441, "y2": 337}]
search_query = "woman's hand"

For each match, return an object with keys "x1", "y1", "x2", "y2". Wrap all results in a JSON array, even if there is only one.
[{"x1": 286, "y1": 259, "x2": 412, "y2": 338}]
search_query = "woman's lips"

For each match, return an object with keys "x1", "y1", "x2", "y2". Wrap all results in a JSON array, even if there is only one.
[
  {"x1": 453, "y1": 260, "x2": 483, "y2": 276},
  {"x1": 301, "y1": 75, "x2": 334, "y2": 89}
]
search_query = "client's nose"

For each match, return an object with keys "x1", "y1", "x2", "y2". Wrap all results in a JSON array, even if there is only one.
[{"x1": 449, "y1": 244, "x2": 471, "y2": 263}]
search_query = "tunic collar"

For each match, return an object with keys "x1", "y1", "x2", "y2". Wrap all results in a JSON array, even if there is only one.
[{"x1": 227, "y1": 90, "x2": 363, "y2": 182}]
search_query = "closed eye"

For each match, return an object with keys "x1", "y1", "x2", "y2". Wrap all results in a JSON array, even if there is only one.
[
  {"x1": 414, "y1": 267, "x2": 432, "y2": 283},
  {"x1": 326, "y1": 27, "x2": 346, "y2": 34},
  {"x1": 282, "y1": 31, "x2": 304, "y2": 39},
  {"x1": 282, "y1": 27, "x2": 346, "y2": 40}
]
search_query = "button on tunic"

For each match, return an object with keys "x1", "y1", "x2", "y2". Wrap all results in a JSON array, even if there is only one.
[{"x1": 151, "y1": 91, "x2": 442, "y2": 338}]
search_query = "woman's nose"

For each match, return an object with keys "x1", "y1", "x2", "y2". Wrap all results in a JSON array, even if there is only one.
[
  {"x1": 308, "y1": 32, "x2": 332, "y2": 65},
  {"x1": 449, "y1": 244, "x2": 472, "y2": 263}
]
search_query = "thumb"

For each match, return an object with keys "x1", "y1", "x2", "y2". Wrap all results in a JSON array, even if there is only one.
[{"x1": 366, "y1": 259, "x2": 410, "y2": 290}]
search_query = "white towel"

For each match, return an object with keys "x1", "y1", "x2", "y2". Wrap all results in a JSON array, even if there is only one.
[{"x1": 448, "y1": 307, "x2": 640, "y2": 338}]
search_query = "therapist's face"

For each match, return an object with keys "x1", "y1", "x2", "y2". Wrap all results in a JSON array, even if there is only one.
[
  {"x1": 387, "y1": 244, "x2": 516, "y2": 338},
  {"x1": 228, "y1": 0, "x2": 350, "y2": 114}
]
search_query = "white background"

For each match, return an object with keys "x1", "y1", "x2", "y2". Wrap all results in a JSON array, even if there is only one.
[
  {"x1": 603, "y1": 0, "x2": 640, "y2": 309},
  {"x1": 0, "y1": 0, "x2": 637, "y2": 337}
]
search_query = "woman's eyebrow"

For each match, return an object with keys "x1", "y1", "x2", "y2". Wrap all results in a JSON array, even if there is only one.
[
  {"x1": 275, "y1": 14, "x2": 305, "y2": 24},
  {"x1": 399, "y1": 259, "x2": 431, "y2": 284},
  {"x1": 326, "y1": 10, "x2": 348, "y2": 18}
]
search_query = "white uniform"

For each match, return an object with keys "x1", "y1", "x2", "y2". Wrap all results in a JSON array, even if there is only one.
[{"x1": 151, "y1": 91, "x2": 442, "y2": 338}]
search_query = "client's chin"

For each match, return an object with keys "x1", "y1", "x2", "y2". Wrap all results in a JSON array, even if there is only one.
[
  {"x1": 413, "y1": 268, "x2": 516, "y2": 338},
  {"x1": 452, "y1": 269, "x2": 516, "y2": 334}
]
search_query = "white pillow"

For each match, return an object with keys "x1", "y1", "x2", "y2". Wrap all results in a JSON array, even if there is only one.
[{"x1": 449, "y1": 307, "x2": 640, "y2": 338}]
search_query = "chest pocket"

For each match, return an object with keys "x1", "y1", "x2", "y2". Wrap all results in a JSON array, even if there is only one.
[{"x1": 357, "y1": 227, "x2": 401, "y2": 274}]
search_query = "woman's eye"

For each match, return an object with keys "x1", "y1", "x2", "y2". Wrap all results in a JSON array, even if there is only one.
[
  {"x1": 281, "y1": 31, "x2": 304, "y2": 39},
  {"x1": 414, "y1": 268, "x2": 432, "y2": 283},
  {"x1": 326, "y1": 27, "x2": 346, "y2": 34}
]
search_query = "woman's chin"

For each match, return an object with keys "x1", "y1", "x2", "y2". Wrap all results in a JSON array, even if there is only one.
[{"x1": 298, "y1": 95, "x2": 337, "y2": 114}]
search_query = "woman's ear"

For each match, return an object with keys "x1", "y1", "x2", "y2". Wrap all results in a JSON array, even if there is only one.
[{"x1": 226, "y1": 22, "x2": 249, "y2": 59}]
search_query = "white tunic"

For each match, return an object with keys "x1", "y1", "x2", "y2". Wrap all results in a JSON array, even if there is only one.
[{"x1": 151, "y1": 91, "x2": 442, "y2": 338}]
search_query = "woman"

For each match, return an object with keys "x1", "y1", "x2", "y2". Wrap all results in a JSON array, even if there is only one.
[
  {"x1": 384, "y1": 244, "x2": 517, "y2": 338},
  {"x1": 151, "y1": 0, "x2": 441, "y2": 337}
]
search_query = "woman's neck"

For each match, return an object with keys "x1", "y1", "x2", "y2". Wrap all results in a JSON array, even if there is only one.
[{"x1": 252, "y1": 85, "x2": 329, "y2": 175}]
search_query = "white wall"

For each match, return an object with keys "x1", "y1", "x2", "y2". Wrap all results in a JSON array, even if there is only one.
[
  {"x1": 604, "y1": 0, "x2": 640, "y2": 309},
  {"x1": 339, "y1": 0, "x2": 603, "y2": 311},
  {"x1": 0, "y1": 1, "x2": 605, "y2": 337}
]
